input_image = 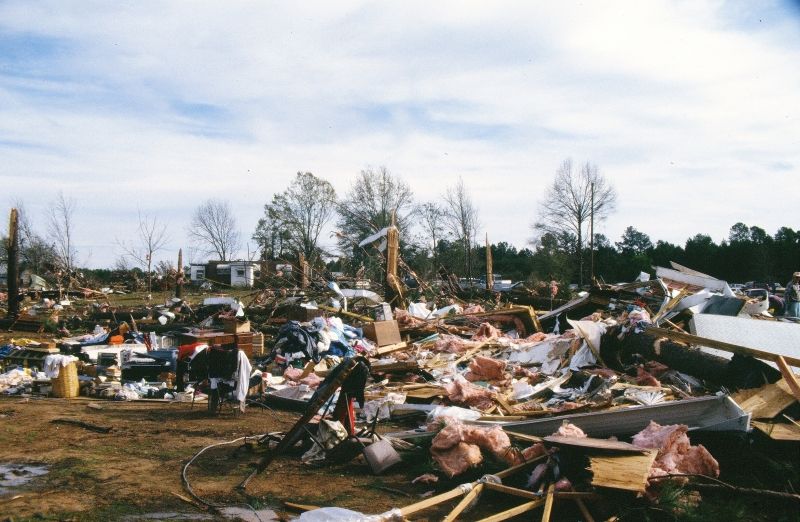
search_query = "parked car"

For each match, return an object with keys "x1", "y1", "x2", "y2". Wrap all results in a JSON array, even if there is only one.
[{"x1": 744, "y1": 288, "x2": 785, "y2": 315}]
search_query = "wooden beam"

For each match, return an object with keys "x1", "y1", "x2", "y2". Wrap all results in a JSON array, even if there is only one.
[
  {"x1": 575, "y1": 498, "x2": 596, "y2": 522},
  {"x1": 399, "y1": 486, "x2": 467, "y2": 517},
  {"x1": 646, "y1": 326, "x2": 800, "y2": 368},
  {"x1": 443, "y1": 483, "x2": 484, "y2": 522},
  {"x1": 776, "y1": 356, "x2": 800, "y2": 401},
  {"x1": 541, "y1": 483, "x2": 556, "y2": 522}
]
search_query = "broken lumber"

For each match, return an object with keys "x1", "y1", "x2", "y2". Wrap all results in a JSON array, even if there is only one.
[
  {"x1": 776, "y1": 356, "x2": 800, "y2": 401},
  {"x1": 588, "y1": 450, "x2": 658, "y2": 493}
]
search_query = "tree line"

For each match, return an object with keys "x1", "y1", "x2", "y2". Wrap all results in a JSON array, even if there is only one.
[{"x1": 5, "y1": 160, "x2": 798, "y2": 291}]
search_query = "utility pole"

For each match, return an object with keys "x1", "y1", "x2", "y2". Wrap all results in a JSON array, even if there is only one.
[
  {"x1": 590, "y1": 181, "x2": 595, "y2": 285},
  {"x1": 7, "y1": 209, "x2": 20, "y2": 318}
]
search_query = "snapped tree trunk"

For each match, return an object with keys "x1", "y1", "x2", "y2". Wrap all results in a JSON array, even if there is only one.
[
  {"x1": 7, "y1": 209, "x2": 20, "y2": 318},
  {"x1": 603, "y1": 328, "x2": 780, "y2": 389}
]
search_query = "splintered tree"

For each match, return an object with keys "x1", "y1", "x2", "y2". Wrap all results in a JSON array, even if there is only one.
[
  {"x1": 443, "y1": 177, "x2": 480, "y2": 279},
  {"x1": 47, "y1": 192, "x2": 79, "y2": 291},
  {"x1": 336, "y1": 166, "x2": 414, "y2": 277},
  {"x1": 188, "y1": 199, "x2": 241, "y2": 261},
  {"x1": 533, "y1": 159, "x2": 616, "y2": 286},
  {"x1": 255, "y1": 172, "x2": 336, "y2": 265},
  {"x1": 116, "y1": 211, "x2": 170, "y2": 294}
]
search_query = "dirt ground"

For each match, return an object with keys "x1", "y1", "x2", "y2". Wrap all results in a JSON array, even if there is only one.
[{"x1": 0, "y1": 395, "x2": 426, "y2": 521}]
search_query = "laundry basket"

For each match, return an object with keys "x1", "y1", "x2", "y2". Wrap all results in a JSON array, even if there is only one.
[{"x1": 51, "y1": 362, "x2": 79, "y2": 398}]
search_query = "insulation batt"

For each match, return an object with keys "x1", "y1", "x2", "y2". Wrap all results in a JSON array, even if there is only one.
[
  {"x1": 555, "y1": 422, "x2": 588, "y2": 438},
  {"x1": 632, "y1": 421, "x2": 720, "y2": 478},
  {"x1": 299, "y1": 373, "x2": 321, "y2": 388},
  {"x1": 411, "y1": 473, "x2": 438, "y2": 484},
  {"x1": 523, "y1": 332, "x2": 549, "y2": 343},
  {"x1": 473, "y1": 322, "x2": 501, "y2": 340},
  {"x1": 463, "y1": 304, "x2": 485, "y2": 314},
  {"x1": 431, "y1": 442, "x2": 484, "y2": 478},
  {"x1": 430, "y1": 420, "x2": 516, "y2": 476},
  {"x1": 466, "y1": 356, "x2": 507, "y2": 381},
  {"x1": 434, "y1": 335, "x2": 482, "y2": 353},
  {"x1": 283, "y1": 367, "x2": 304, "y2": 381},
  {"x1": 444, "y1": 375, "x2": 495, "y2": 410}
]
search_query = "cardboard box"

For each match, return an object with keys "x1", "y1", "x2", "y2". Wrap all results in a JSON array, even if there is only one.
[
  {"x1": 223, "y1": 318, "x2": 250, "y2": 334},
  {"x1": 363, "y1": 320, "x2": 401, "y2": 347}
]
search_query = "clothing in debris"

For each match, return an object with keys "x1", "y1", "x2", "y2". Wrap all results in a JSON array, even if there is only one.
[
  {"x1": 785, "y1": 274, "x2": 800, "y2": 318},
  {"x1": 271, "y1": 321, "x2": 321, "y2": 362},
  {"x1": 43, "y1": 354, "x2": 79, "y2": 378}
]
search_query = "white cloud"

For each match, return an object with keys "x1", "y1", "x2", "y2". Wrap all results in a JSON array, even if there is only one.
[{"x1": 1, "y1": 1, "x2": 799, "y2": 267}]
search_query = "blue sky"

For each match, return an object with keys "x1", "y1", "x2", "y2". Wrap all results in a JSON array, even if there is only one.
[{"x1": 1, "y1": 1, "x2": 799, "y2": 269}]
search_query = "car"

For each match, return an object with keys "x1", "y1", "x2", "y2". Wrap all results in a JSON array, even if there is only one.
[
  {"x1": 730, "y1": 283, "x2": 745, "y2": 292},
  {"x1": 744, "y1": 288, "x2": 785, "y2": 315}
]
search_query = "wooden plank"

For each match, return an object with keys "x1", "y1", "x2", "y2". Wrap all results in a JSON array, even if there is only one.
[
  {"x1": 732, "y1": 379, "x2": 797, "y2": 419},
  {"x1": 752, "y1": 421, "x2": 800, "y2": 441},
  {"x1": 575, "y1": 498, "x2": 595, "y2": 522},
  {"x1": 504, "y1": 430, "x2": 544, "y2": 444},
  {"x1": 776, "y1": 356, "x2": 800, "y2": 402},
  {"x1": 476, "y1": 500, "x2": 544, "y2": 522},
  {"x1": 543, "y1": 435, "x2": 648, "y2": 453},
  {"x1": 541, "y1": 483, "x2": 556, "y2": 522},
  {"x1": 283, "y1": 501, "x2": 320, "y2": 512},
  {"x1": 588, "y1": 450, "x2": 657, "y2": 492},
  {"x1": 443, "y1": 483, "x2": 484, "y2": 522},
  {"x1": 399, "y1": 487, "x2": 467, "y2": 517},
  {"x1": 375, "y1": 341, "x2": 409, "y2": 356},
  {"x1": 646, "y1": 326, "x2": 800, "y2": 368}
]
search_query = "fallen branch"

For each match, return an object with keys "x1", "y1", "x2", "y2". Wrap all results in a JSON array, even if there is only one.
[
  {"x1": 650, "y1": 474, "x2": 800, "y2": 503},
  {"x1": 51, "y1": 418, "x2": 113, "y2": 433}
]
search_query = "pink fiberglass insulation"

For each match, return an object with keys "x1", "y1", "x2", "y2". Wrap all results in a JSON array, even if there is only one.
[
  {"x1": 411, "y1": 473, "x2": 438, "y2": 484},
  {"x1": 299, "y1": 373, "x2": 321, "y2": 388},
  {"x1": 395, "y1": 309, "x2": 425, "y2": 328},
  {"x1": 431, "y1": 442, "x2": 484, "y2": 478},
  {"x1": 466, "y1": 356, "x2": 507, "y2": 381},
  {"x1": 431, "y1": 422, "x2": 464, "y2": 451},
  {"x1": 632, "y1": 421, "x2": 719, "y2": 478},
  {"x1": 521, "y1": 442, "x2": 547, "y2": 461},
  {"x1": 473, "y1": 322, "x2": 501, "y2": 340},
  {"x1": 434, "y1": 334, "x2": 482, "y2": 353},
  {"x1": 462, "y1": 424, "x2": 514, "y2": 464},
  {"x1": 444, "y1": 375, "x2": 495, "y2": 410},
  {"x1": 523, "y1": 332, "x2": 549, "y2": 343},
  {"x1": 463, "y1": 304, "x2": 485, "y2": 314},
  {"x1": 430, "y1": 419, "x2": 516, "y2": 473},
  {"x1": 554, "y1": 422, "x2": 588, "y2": 438},
  {"x1": 283, "y1": 367, "x2": 304, "y2": 381}
]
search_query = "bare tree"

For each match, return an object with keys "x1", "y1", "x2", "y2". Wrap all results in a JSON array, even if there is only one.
[
  {"x1": 533, "y1": 159, "x2": 616, "y2": 286},
  {"x1": 416, "y1": 201, "x2": 448, "y2": 265},
  {"x1": 47, "y1": 192, "x2": 78, "y2": 289},
  {"x1": 336, "y1": 166, "x2": 415, "y2": 250},
  {"x1": 116, "y1": 211, "x2": 170, "y2": 293},
  {"x1": 256, "y1": 172, "x2": 336, "y2": 264},
  {"x1": 188, "y1": 199, "x2": 241, "y2": 261},
  {"x1": 443, "y1": 178, "x2": 480, "y2": 278}
]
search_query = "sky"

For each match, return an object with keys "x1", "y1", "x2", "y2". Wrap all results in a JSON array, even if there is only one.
[{"x1": 2, "y1": 1, "x2": 800, "y2": 268}]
